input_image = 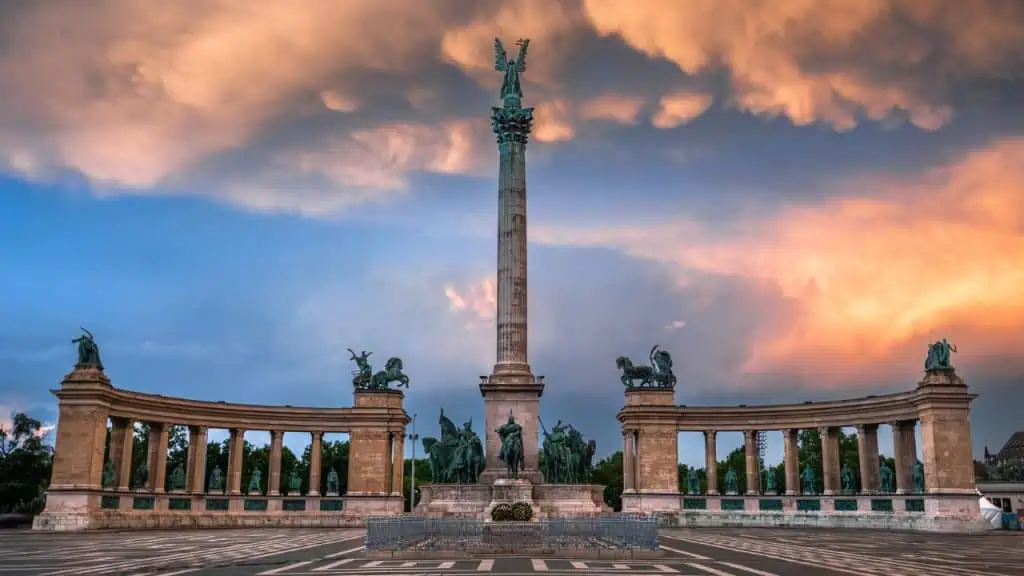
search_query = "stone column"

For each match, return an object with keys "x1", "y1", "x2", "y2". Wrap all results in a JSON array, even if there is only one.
[
  {"x1": 623, "y1": 431, "x2": 635, "y2": 491},
  {"x1": 227, "y1": 428, "x2": 244, "y2": 496},
  {"x1": 268, "y1": 430, "x2": 283, "y2": 496},
  {"x1": 109, "y1": 417, "x2": 134, "y2": 491},
  {"x1": 783, "y1": 429, "x2": 799, "y2": 495},
  {"x1": 186, "y1": 426, "x2": 207, "y2": 493},
  {"x1": 391, "y1": 432, "x2": 405, "y2": 496},
  {"x1": 744, "y1": 430, "x2": 759, "y2": 495},
  {"x1": 856, "y1": 424, "x2": 880, "y2": 493},
  {"x1": 491, "y1": 103, "x2": 533, "y2": 377},
  {"x1": 704, "y1": 430, "x2": 718, "y2": 495},
  {"x1": 146, "y1": 423, "x2": 169, "y2": 493},
  {"x1": 819, "y1": 427, "x2": 839, "y2": 495},
  {"x1": 308, "y1": 431, "x2": 322, "y2": 496},
  {"x1": 892, "y1": 420, "x2": 916, "y2": 494}
]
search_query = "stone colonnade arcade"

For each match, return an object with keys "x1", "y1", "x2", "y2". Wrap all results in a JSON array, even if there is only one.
[
  {"x1": 34, "y1": 364, "x2": 409, "y2": 531},
  {"x1": 619, "y1": 368, "x2": 982, "y2": 532}
]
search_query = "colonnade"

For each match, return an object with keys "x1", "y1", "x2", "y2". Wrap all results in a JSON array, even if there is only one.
[
  {"x1": 35, "y1": 365, "x2": 409, "y2": 530},
  {"x1": 618, "y1": 368, "x2": 980, "y2": 522}
]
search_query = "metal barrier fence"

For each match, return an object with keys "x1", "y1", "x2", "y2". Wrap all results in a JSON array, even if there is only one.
[{"x1": 365, "y1": 515, "x2": 659, "y2": 551}]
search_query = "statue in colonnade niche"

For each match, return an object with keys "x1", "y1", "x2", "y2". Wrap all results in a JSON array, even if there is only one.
[
  {"x1": 102, "y1": 461, "x2": 115, "y2": 488},
  {"x1": 687, "y1": 468, "x2": 700, "y2": 495},
  {"x1": 326, "y1": 468, "x2": 340, "y2": 495},
  {"x1": 133, "y1": 465, "x2": 148, "y2": 490},
  {"x1": 209, "y1": 466, "x2": 223, "y2": 491},
  {"x1": 248, "y1": 468, "x2": 263, "y2": 494},
  {"x1": 288, "y1": 470, "x2": 301, "y2": 493},
  {"x1": 840, "y1": 464, "x2": 856, "y2": 493},
  {"x1": 765, "y1": 469, "x2": 778, "y2": 494},
  {"x1": 800, "y1": 465, "x2": 816, "y2": 495},
  {"x1": 724, "y1": 468, "x2": 739, "y2": 494},
  {"x1": 880, "y1": 463, "x2": 895, "y2": 493},
  {"x1": 168, "y1": 466, "x2": 186, "y2": 491},
  {"x1": 912, "y1": 461, "x2": 925, "y2": 493}
]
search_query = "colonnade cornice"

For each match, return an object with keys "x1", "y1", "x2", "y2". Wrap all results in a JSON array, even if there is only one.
[
  {"x1": 616, "y1": 388, "x2": 936, "y2": 432},
  {"x1": 55, "y1": 384, "x2": 410, "y2": 433}
]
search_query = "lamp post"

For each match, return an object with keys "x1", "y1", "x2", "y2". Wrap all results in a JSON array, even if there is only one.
[{"x1": 407, "y1": 414, "x2": 419, "y2": 512}]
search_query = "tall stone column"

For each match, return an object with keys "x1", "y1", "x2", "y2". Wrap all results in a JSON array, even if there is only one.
[
  {"x1": 744, "y1": 430, "x2": 759, "y2": 495},
  {"x1": 146, "y1": 423, "x2": 169, "y2": 493},
  {"x1": 268, "y1": 430, "x2": 283, "y2": 496},
  {"x1": 479, "y1": 67, "x2": 544, "y2": 484},
  {"x1": 186, "y1": 426, "x2": 208, "y2": 494},
  {"x1": 819, "y1": 427, "x2": 839, "y2": 495},
  {"x1": 109, "y1": 417, "x2": 134, "y2": 491},
  {"x1": 856, "y1": 424, "x2": 880, "y2": 493},
  {"x1": 704, "y1": 431, "x2": 718, "y2": 495},
  {"x1": 227, "y1": 428, "x2": 244, "y2": 496},
  {"x1": 308, "y1": 431, "x2": 322, "y2": 496},
  {"x1": 892, "y1": 420, "x2": 916, "y2": 494},
  {"x1": 783, "y1": 429, "x2": 799, "y2": 495},
  {"x1": 623, "y1": 431, "x2": 635, "y2": 491}
]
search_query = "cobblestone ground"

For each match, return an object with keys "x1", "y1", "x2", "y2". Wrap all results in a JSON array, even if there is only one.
[{"x1": 1, "y1": 528, "x2": 1021, "y2": 576}]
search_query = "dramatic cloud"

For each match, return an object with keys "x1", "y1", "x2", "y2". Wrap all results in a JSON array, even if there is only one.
[
  {"x1": 581, "y1": 0, "x2": 1024, "y2": 130},
  {"x1": 1, "y1": 0, "x2": 1020, "y2": 215},
  {"x1": 533, "y1": 138, "x2": 1024, "y2": 383}
]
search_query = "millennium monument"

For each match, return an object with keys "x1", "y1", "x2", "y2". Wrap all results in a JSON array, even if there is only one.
[{"x1": 413, "y1": 38, "x2": 610, "y2": 518}]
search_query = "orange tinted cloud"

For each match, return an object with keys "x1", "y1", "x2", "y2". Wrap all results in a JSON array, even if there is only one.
[
  {"x1": 533, "y1": 139, "x2": 1024, "y2": 379},
  {"x1": 580, "y1": 0, "x2": 1023, "y2": 130}
]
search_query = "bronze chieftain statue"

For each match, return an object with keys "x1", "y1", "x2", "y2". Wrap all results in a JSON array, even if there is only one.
[
  {"x1": 497, "y1": 411, "x2": 524, "y2": 479},
  {"x1": 924, "y1": 338, "x2": 957, "y2": 371},
  {"x1": 421, "y1": 409, "x2": 484, "y2": 484},
  {"x1": 539, "y1": 418, "x2": 596, "y2": 484}
]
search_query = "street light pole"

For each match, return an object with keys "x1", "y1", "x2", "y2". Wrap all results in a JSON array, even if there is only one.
[{"x1": 407, "y1": 414, "x2": 419, "y2": 512}]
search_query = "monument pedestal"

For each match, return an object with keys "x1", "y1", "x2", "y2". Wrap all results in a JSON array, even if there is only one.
[
  {"x1": 479, "y1": 373, "x2": 544, "y2": 485},
  {"x1": 344, "y1": 493, "x2": 403, "y2": 516}
]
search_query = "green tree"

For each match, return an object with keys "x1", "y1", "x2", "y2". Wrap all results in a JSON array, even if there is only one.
[
  {"x1": 0, "y1": 413, "x2": 53, "y2": 514},
  {"x1": 130, "y1": 422, "x2": 151, "y2": 489},
  {"x1": 592, "y1": 450, "x2": 623, "y2": 511},
  {"x1": 718, "y1": 446, "x2": 746, "y2": 493}
]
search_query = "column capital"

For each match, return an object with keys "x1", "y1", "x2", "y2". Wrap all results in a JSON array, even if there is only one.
[
  {"x1": 703, "y1": 430, "x2": 717, "y2": 440},
  {"x1": 856, "y1": 423, "x2": 879, "y2": 433},
  {"x1": 890, "y1": 419, "x2": 918, "y2": 430},
  {"x1": 491, "y1": 106, "x2": 534, "y2": 144}
]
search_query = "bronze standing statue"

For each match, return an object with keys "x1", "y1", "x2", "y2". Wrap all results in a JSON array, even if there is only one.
[
  {"x1": 72, "y1": 327, "x2": 103, "y2": 370},
  {"x1": 494, "y1": 38, "x2": 529, "y2": 109}
]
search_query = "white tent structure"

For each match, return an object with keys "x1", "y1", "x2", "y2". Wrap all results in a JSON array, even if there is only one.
[{"x1": 978, "y1": 489, "x2": 1003, "y2": 528}]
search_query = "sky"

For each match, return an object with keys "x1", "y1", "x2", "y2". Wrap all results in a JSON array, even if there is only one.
[{"x1": 1, "y1": 0, "x2": 1023, "y2": 470}]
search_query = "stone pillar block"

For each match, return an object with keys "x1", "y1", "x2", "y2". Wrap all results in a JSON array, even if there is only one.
[
  {"x1": 227, "y1": 428, "x2": 245, "y2": 495},
  {"x1": 783, "y1": 429, "x2": 799, "y2": 496},
  {"x1": 308, "y1": 431, "x2": 322, "y2": 496},
  {"x1": 914, "y1": 370, "x2": 977, "y2": 495},
  {"x1": 147, "y1": 423, "x2": 169, "y2": 493},
  {"x1": 187, "y1": 426, "x2": 208, "y2": 494},
  {"x1": 744, "y1": 430, "x2": 759, "y2": 495},
  {"x1": 892, "y1": 420, "x2": 916, "y2": 494},
  {"x1": 269, "y1": 430, "x2": 283, "y2": 496},
  {"x1": 480, "y1": 378, "x2": 543, "y2": 482}
]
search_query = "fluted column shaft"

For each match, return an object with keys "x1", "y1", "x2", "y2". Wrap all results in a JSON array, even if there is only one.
[
  {"x1": 820, "y1": 427, "x2": 840, "y2": 495},
  {"x1": 744, "y1": 430, "x2": 759, "y2": 495},
  {"x1": 704, "y1": 431, "x2": 718, "y2": 495},
  {"x1": 783, "y1": 429, "x2": 799, "y2": 495},
  {"x1": 269, "y1": 431, "x2": 283, "y2": 496},
  {"x1": 186, "y1": 426, "x2": 208, "y2": 493},
  {"x1": 857, "y1": 424, "x2": 880, "y2": 493},
  {"x1": 893, "y1": 421, "x2": 917, "y2": 493},
  {"x1": 308, "y1": 432, "x2": 323, "y2": 496},
  {"x1": 227, "y1": 428, "x2": 244, "y2": 495}
]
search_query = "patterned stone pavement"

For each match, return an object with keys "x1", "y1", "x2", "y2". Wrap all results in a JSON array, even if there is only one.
[{"x1": 1, "y1": 528, "x2": 1021, "y2": 576}]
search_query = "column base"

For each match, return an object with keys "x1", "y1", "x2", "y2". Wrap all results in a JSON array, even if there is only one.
[
  {"x1": 622, "y1": 490, "x2": 681, "y2": 513},
  {"x1": 32, "y1": 490, "x2": 100, "y2": 532},
  {"x1": 344, "y1": 493, "x2": 403, "y2": 516}
]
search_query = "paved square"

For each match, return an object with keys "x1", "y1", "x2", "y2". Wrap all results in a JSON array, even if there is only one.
[{"x1": 1, "y1": 528, "x2": 1021, "y2": 576}]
